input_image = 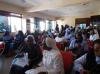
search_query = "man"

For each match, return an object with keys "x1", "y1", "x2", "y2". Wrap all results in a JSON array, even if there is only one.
[{"x1": 74, "y1": 39, "x2": 100, "y2": 74}]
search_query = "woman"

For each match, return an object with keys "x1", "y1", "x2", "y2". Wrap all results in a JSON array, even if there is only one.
[
  {"x1": 10, "y1": 35, "x2": 42, "y2": 74},
  {"x1": 26, "y1": 37, "x2": 64, "y2": 74},
  {"x1": 89, "y1": 29, "x2": 99, "y2": 41},
  {"x1": 69, "y1": 33, "x2": 88, "y2": 57},
  {"x1": 3, "y1": 31, "x2": 14, "y2": 55}
]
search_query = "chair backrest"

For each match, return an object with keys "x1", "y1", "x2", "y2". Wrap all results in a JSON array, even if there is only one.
[
  {"x1": 0, "y1": 42, "x2": 5, "y2": 55},
  {"x1": 60, "y1": 51, "x2": 74, "y2": 72},
  {"x1": 56, "y1": 42, "x2": 65, "y2": 50}
]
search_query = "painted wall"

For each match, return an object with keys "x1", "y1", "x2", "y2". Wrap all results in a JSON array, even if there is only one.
[{"x1": 58, "y1": 17, "x2": 76, "y2": 27}]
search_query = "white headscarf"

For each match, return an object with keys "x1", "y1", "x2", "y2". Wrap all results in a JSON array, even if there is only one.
[{"x1": 45, "y1": 37, "x2": 58, "y2": 49}]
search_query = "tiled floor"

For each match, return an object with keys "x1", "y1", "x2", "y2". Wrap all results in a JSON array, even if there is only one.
[{"x1": 0, "y1": 56, "x2": 14, "y2": 74}]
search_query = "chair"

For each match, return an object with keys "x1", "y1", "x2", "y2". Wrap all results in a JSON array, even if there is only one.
[
  {"x1": 56, "y1": 42, "x2": 65, "y2": 50},
  {"x1": 60, "y1": 51, "x2": 74, "y2": 74},
  {"x1": 0, "y1": 42, "x2": 5, "y2": 55}
]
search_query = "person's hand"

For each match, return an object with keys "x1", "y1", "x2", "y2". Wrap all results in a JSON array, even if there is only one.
[{"x1": 80, "y1": 69, "x2": 90, "y2": 74}]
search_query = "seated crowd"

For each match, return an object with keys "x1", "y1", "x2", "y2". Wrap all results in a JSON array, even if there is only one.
[{"x1": 0, "y1": 24, "x2": 100, "y2": 74}]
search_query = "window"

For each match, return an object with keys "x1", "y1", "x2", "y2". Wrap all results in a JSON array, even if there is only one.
[
  {"x1": 8, "y1": 16, "x2": 22, "y2": 32},
  {"x1": 40, "y1": 21, "x2": 45, "y2": 31},
  {"x1": 80, "y1": 24, "x2": 86, "y2": 29},
  {"x1": 52, "y1": 21, "x2": 56, "y2": 30},
  {"x1": 30, "y1": 18, "x2": 35, "y2": 32},
  {"x1": 0, "y1": 15, "x2": 10, "y2": 32}
]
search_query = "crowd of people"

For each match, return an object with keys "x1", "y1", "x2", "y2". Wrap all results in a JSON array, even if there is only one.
[{"x1": 0, "y1": 24, "x2": 100, "y2": 74}]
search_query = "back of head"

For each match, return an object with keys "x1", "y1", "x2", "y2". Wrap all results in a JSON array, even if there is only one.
[
  {"x1": 25, "y1": 35, "x2": 36, "y2": 44},
  {"x1": 94, "y1": 39, "x2": 100, "y2": 44},
  {"x1": 45, "y1": 37, "x2": 57, "y2": 49}
]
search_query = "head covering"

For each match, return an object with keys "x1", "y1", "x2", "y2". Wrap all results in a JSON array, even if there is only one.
[
  {"x1": 45, "y1": 37, "x2": 58, "y2": 49},
  {"x1": 25, "y1": 35, "x2": 36, "y2": 44}
]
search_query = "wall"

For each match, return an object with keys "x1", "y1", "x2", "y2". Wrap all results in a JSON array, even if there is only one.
[{"x1": 59, "y1": 16, "x2": 76, "y2": 27}]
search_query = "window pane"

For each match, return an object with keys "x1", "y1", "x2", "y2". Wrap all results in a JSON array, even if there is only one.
[
  {"x1": 40, "y1": 21, "x2": 45, "y2": 31},
  {"x1": 10, "y1": 17, "x2": 21, "y2": 32},
  {"x1": 22, "y1": 18, "x2": 26, "y2": 33},
  {"x1": 0, "y1": 15, "x2": 10, "y2": 32}
]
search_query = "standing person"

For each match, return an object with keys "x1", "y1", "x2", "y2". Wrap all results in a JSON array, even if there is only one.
[
  {"x1": 14, "y1": 30, "x2": 25, "y2": 50},
  {"x1": 55, "y1": 24, "x2": 59, "y2": 33},
  {"x1": 25, "y1": 30, "x2": 31, "y2": 37},
  {"x1": 2, "y1": 31, "x2": 13, "y2": 55}
]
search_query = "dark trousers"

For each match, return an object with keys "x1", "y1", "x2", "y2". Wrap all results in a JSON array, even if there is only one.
[{"x1": 9, "y1": 65, "x2": 30, "y2": 74}]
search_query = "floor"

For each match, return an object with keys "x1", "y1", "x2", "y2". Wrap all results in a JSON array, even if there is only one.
[{"x1": 0, "y1": 56, "x2": 14, "y2": 74}]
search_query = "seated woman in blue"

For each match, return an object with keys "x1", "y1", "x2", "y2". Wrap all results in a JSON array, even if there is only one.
[
  {"x1": 2, "y1": 31, "x2": 13, "y2": 54},
  {"x1": 69, "y1": 33, "x2": 88, "y2": 58}
]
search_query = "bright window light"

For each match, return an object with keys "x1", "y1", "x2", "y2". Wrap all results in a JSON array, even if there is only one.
[
  {"x1": 9, "y1": 17, "x2": 22, "y2": 32},
  {"x1": 52, "y1": 21, "x2": 56, "y2": 30},
  {"x1": 46, "y1": 20, "x2": 49, "y2": 31},
  {"x1": 40, "y1": 21, "x2": 45, "y2": 31},
  {"x1": 22, "y1": 18, "x2": 26, "y2": 33},
  {"x1": 30, "y1": 18, "x2": 35, "y2": 32}
]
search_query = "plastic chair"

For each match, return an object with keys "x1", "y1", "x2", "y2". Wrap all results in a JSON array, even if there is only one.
[
  {"x1": 0, "y1": 42, "x2": 5, "y2": 55},
  {"x1": 60, "y1": 51, "x2": 74, "y2": 74}
]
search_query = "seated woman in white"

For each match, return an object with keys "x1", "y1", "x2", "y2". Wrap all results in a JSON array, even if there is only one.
[
  {"x1": 55, "y1": 33, "x2": 66, "y2": 43},
  {"x1": 25, "y1": 37, "x2": 64, "y2": 74},
  {"x1": 89, "y1": 29, "x2": 99, "y2": 41}
]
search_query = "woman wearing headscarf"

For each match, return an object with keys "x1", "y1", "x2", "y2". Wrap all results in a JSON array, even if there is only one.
[
  {"x1": 10, "y1": 35, "x2": 42, "y2": 74},
  {"x1": 26, "y1": 37, "x2": 64, "y2": 74}
]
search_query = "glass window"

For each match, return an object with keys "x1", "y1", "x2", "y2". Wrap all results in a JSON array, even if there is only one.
[
  {"x1": 0, "y1": 15, "x2": 10, "y2": 32},
  {"x1": 52, "y1": 21, "x2": 56, "y2": 30},
  {"x1": 22, "y1": 18, "x2": 26, "y2": 33},
  {"x1": 9, "y1": 16, "x2": 22, "y2": 32},
  {"x1": 40, "y1": 21, "x2": 45, "y2": 31},
  {"x1": 30, "y1": 18, "x2": 35, "y2": 32},
  {"x1": 80, "y1": 24, "x2": 86, "y2": 29}
]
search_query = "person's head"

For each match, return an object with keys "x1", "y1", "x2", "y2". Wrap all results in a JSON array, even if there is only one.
[
  {"x1": 45, "y1": 37, "x2": 57, "y2": 51},
  {"x1": 26, "y1": 30, "x2": 30, "y2": 34},
  {"x1": 18, "y1": 30, "x2": 24, "y2": 35},
  {"x1": 4, "y1": 31, "x2": 10, "y2": 36},
  {"x1": 58, "y1": 33, "x2": 62, "y2": 37},
  {"x1": 90, "y1": 29, "x2": 95, "y2": 35},
  {"x1": 75, "y1": 33, "x2": 83, "y2": 40},
  {"x1": 94, "y1": 39, "x2": 100, "y2": 56},
  {"x1": 25, "y1": 35, "x2": 35, "y2": 45}
]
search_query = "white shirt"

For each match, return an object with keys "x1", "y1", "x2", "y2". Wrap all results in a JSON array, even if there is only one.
[
  {"x1": 55, "y1": 37, "x2": 64, "y2": 43},
  {"x1": 74, "y1": 54, "x2": 100, "y2": 72},
  {"x1": 25, "y1": 49, "x2": 64, "y2": 74},
  {"x1": 89, "y1": 34, "x2": 99, "y2": 41}
]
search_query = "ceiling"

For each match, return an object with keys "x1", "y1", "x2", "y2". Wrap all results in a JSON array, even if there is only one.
[{"x1": 0, "y1": 0, "x2": 100, "y2": 17}]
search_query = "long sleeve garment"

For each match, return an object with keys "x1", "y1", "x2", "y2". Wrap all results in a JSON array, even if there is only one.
[{"x1": 42, "y1": 49, "x2": 64, "y2": 74}]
